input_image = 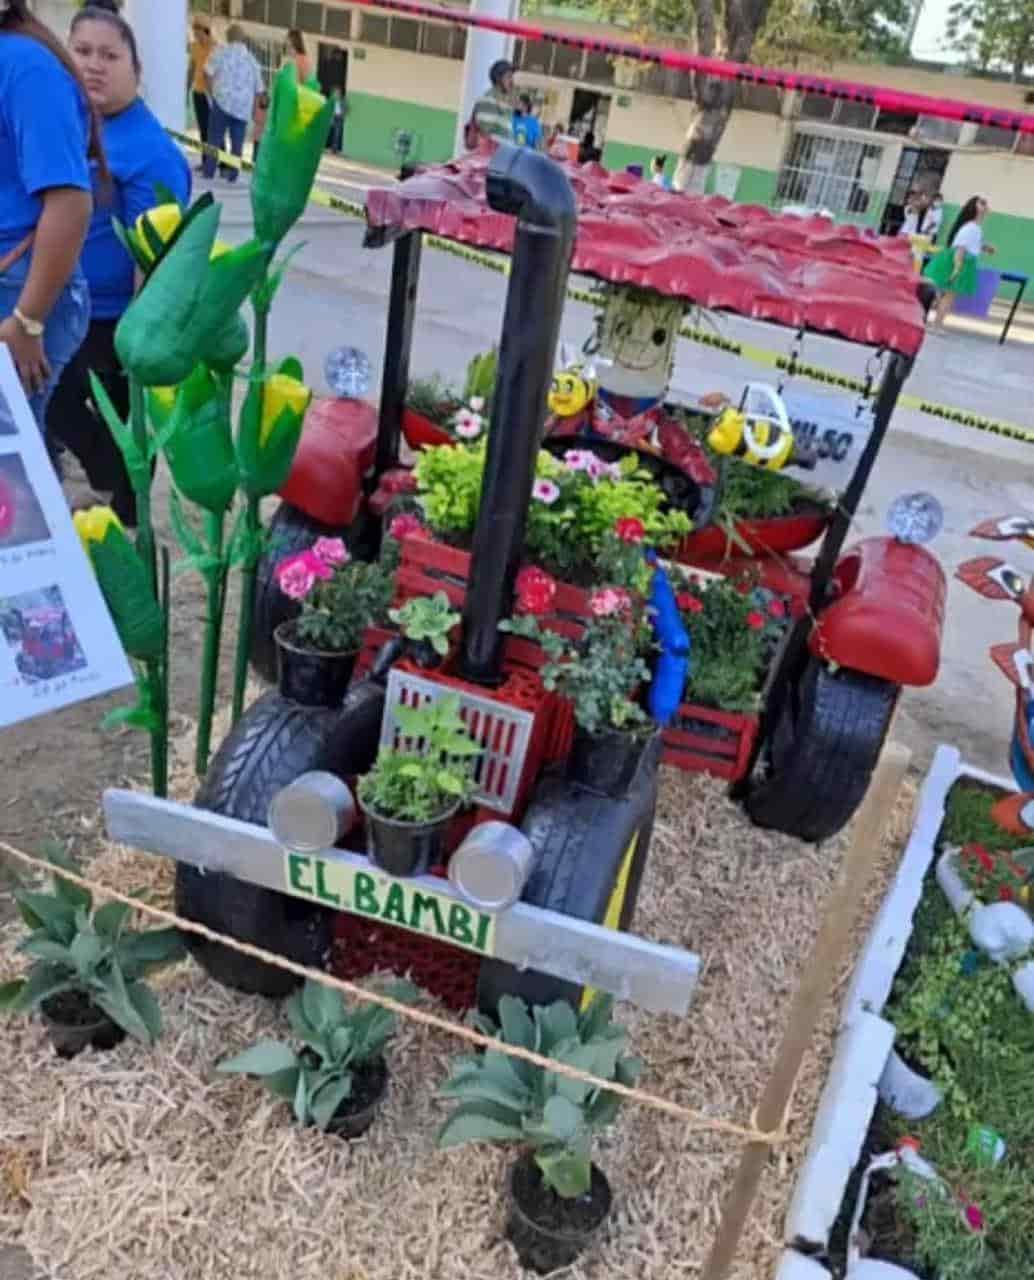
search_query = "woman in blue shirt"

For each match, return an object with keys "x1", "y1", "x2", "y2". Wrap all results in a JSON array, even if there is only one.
[
  {"x1": 47, "y1": 3, "x2": 190, "y2": 523},
  {"x1": 0, "y1": 0, "x2": 94, "y2": 427}
]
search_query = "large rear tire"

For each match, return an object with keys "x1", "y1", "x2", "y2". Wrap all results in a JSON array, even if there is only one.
[
  {"x1": 745, "y1": 658, "x2": 899, "y2": 843},
  {"x1": 175, "y1": 682, "x2": 385, "y2": 996},
  {"x1": 476, "y1": 740, "x2": 660, "y2": 1016},
  {"x1": 251, "y1": 502, "x2": 352, "y2": 684}
]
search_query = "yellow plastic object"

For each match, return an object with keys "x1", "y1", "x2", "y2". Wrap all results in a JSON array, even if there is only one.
[
  {"x1": 548, "y1": 367, "x2": 596, "y2": 418},
  {"x1": 708, "y1": 407, "x2": 795, "y2": 471},
  {"x1": 579, "y1": 833, "x2": 638, "y2": 1011}
]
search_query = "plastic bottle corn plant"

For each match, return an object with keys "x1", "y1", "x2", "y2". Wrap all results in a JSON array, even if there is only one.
[
  {"x1": 84, "y1": 63, "x2": 334, "y2": 788},
  {"x1": 437, "y1": 993, "x2": 642, "y2": 1273}
]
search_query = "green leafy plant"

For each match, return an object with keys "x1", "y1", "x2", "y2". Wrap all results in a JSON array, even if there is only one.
[
  {"x1": 462, "y1": 347, "x2": 498, "y2": 408},
  {"x1": 358, "y1": 695, "x2": 480, "y2": 823},
  {"x1": 277, "y1": 540, "x2": 394, "y2": 654},
  {"x1": 389, "y1": 591, "x2": 460, "y2": 657},
  {"x1": 0, "y1": 847, "x2": 185, "y2": 1045},
  {"x1": 886, "y1": 912, "x2": 1017, "y2": 1121},
  {"x1": 437, "y1": 993, "x2": 642, "y2": 1198},
  {"x1": 506, "y1": 604, "x2": 652, "y2": 735},
  {"x1": 217, "y1": 977, "x2": 416, "y2": 1131},
  {"x1": 406, "y1": 373, "x2": 459, "y2": 426},
  {"x1": 895, "y1": 1167, "x2": 992, "y2": 1280}
]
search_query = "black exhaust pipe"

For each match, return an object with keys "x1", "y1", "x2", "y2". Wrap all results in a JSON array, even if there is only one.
[{"x1": 459, "y1": 144, "x2": 577, "y2": 685}]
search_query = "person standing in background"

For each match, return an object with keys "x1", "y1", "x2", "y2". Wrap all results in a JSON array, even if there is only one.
[
  {"x1": 285, "y1": 27, "x2": 312, "y2": 82},
  {"x1": 252, "y1": 89, "x2": 269, "y2": 165},
  {"x1": 327, "y1": 88, "x2": 345, "y2": 154},
  {"x1": 0, "y1": 0, "x2": 94, "y2": 428},
  {"x1": 512, "y1": 93, "x2": 542, "y2": 149},
  {"x1": 923, "y1": 195, "x2": 996, "y2": 332},
  {"x1": 48, "y1": 2, "x2": 190, "y2": 521},
  {"x1": 651, "y1": 154, "x2": 671, "y2": 188},
  {"x1": 189, "y1": 15, "x2": 214, "y2": 170},
  {"x1": 467, "y1": 59, "x2": 514, "y2": 147},
  {"x1": 202, "y1": 24, "x2": 263, "y2": 183}
]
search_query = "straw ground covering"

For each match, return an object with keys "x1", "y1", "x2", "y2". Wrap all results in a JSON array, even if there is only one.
[{"x1": 0, "y1": 710, "x2": 916, "y2": 1280}]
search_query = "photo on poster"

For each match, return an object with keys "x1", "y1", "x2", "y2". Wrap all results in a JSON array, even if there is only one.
[
  {"x1": 0, "y1": 452, "x2": 52, "y2": 549},
  {"x1": 0, "y1": 585, "x2": 88, "y2": 685},
  {"x1": 0, "y1": 377, "x2": 16, "y2": 436}
]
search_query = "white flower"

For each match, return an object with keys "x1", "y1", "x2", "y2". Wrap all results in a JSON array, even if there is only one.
[
  {"x1": 468, "y1": 396, "x2": 485, "y2": 413},
  {"x1": 453, "y1": 408, "x2": 482, "y2": 440}
]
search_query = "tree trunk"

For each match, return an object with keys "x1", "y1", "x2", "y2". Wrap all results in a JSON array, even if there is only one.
[{"x1": 674, "y1": 0, "x2": 774, "y2": 194}]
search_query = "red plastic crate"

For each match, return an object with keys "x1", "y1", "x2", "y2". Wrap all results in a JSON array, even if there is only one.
[{"x1": 661, "y1": 702, "x2": 759, "y2": 781}]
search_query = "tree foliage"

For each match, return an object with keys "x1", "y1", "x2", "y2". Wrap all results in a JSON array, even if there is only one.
[{"x1": 946, "y1": 0, "x2": 1034, "y2": 80}]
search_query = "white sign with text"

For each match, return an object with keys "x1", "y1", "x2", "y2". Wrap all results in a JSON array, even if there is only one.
[{"x1": 0, "y1": 345, "x2": 132, "y2": 728}]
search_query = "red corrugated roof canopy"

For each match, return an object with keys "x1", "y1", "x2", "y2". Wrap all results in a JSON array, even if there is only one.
[{"x1": 365, "y1": 149, "x2": 926, "y2": 356}]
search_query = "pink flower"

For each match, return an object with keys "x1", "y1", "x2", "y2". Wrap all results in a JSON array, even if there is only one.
[
  {"x1": 469, "y1": 396, "x2": 485, "y2": 413},
  {"x1": 297, "y1": 549, "x2": 333, "y2": 581},
  {"x1": 515, "y1": 565, "x2": 557, "y2": 616},
  {"x1": 563, "y1": 449, "x2": 596, "y2": 473},
  {"x1": 746, "y1": 611, "x2": 765, "y2": 630},
  {"x1": 677, "y1": 593, "x2": 704, "y2": 614},
  {"x1": 453, "y1": 408, "x2": 483, "y2": 440},
  {"x1": 532, "y1": 479, "x2": 560, "y2": 505},
  {"x1": 276, "y1": 556, "x2": 317, "y2": 601},
  {"x1": 389, "y1": 513, "x2": 426, "y2": 540},
  {"x1": 768, "y1": 598, "x2": 786, "y2": 619},
  {"x1": 590, "y1": 588, "x2": 630, "y2": 617},
  {"x1": 615, "y1": 517, "x2": 645, "y2": 544},
  {"x1": 312, "y1": 537, "x2": 349, "y2": 567},
  {"x1": 964, "y1": 1204, "x2": 984, "y2": 1233}
]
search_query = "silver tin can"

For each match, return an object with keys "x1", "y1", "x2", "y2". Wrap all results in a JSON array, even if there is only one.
[
  {"x1": 267, "y1": 771, "x2": 356, "y2": 853},
  {"x1": 447, "y1": 821, "x2": 535, "y2": 912}
]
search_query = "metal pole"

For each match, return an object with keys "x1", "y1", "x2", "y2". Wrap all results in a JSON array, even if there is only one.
[
  {"x1": 459, "y1": 146, "x2": 576, "y2": 685},
  {"x1": 374, "y1": 231, "x2": 422, "y2": 479}
]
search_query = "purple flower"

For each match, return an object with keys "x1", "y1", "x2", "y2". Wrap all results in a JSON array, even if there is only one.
[{"x1": 532, "y1": 479, "x2": 560, "y2": 505}]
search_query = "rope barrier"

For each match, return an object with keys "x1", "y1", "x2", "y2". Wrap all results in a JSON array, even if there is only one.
[
  {"x1": 0, "y1": 838, "x2": 786, "y2": 1147},
  {"x1": 169, "y1": 131, "x2": 1034, "y2": 447}
]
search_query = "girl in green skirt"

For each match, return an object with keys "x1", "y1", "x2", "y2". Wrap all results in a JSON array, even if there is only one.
[{"x1": 923, "y1": 196, "x2": 995, "y2": 331}]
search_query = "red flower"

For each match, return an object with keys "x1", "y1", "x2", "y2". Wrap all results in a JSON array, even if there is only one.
[
  {"x1": 768, "y1": 598, "x2": 786, "y2": 619},
  {"x1": 389, "y1": 513, "x2": 426, "y2": 541},
  {"x1": 615, "y1": 516, "x2": 646, "y2": 544},
  {"x1": 999, "y1": 885, "x2": 1014, "y2": 902},
  {"x1": 515, "y1": 565, "x2": 557, "y2": 616},
  {"x1": 677, "y1": 592, "x2": 704, "y2": 614},
  {"x1": 735, "y1": 580, "x2": 753, "y2": 596},
  {"x1": 964, "y1": 1205, "x2": 985, "y2": 1233},
  {"x1": 746, "y1": 611, "x2": 765, "y2": 630}
]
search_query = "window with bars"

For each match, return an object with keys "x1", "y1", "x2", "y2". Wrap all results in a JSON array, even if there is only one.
[
  {"x1": 973, "y1": 123, "x2": 1018, "y2": 150},
  {"x1": 241, "y1": 0, "x2": 267, "y2": 22},
  {"x1": 325, "y1": 7, "x2": 351, "y2": 38},
  {"x1": 296, "y1": 1, "x2": 324, "y2": 34},
  {"x1": 516, "y1": 37, "x2": 552, "y2": 75},
  {"x1": 244, "y1": 35, "x2": 281, "y2": 86},
  {"x1": 776, "y1": 132, "x2": 883, "y2": 216},
  {"x1": 359, "y1": 12, "x2": 390, "y2": 44},
  {"x1": 267, "y1": 0, "x2": 296, "y2": 28}
]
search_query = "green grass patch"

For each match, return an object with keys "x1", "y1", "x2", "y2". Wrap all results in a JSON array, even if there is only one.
[{"x1": 938, "y1": 780, "x2": 1030, "y2": 855}]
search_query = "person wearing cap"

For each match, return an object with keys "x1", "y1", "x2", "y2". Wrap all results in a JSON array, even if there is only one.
[{"x1": 470, "y1": 58, "x2": 515, "y2": 145}]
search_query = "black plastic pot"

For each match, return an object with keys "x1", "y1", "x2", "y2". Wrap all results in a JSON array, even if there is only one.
[
  {"x1": 274, "y1": 621, "x2": 357, "y2": 708},
  {"x1": 566, "y1": 724, "x2": 656, "y2": 799},
  {"x1": 402, "y1": 636, "x2": 444, "y2": 669},
  {"x1": 506, "y1": 1153, "x2": 612, "y2": 1274},
  {"x1": 41, "y1": 992, "x2": 126, "y2": 1059},
  {"x1": 361, "y1": 800, "x2": 459, "y2": 877},
  {"x1": 325, "y1": 1056, "x2": 389, "y2": 1140}
]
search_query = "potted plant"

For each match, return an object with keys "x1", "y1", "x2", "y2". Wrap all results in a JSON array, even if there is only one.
[
  {"x1": 217, "y1": 977, "x2": 416, "y2": 1138},
  {"x1": 357, "y1": 694, "x2": 480, "y2": 876},
  {"x1": 437, "y1": 993, "x2": 642, "y2": 1274},
  {"x1": 0, "y1": 848, "x2": 185, "y2": 1058},
  {"x1": 507, "y1": 585, "x2": 655, "y2": 799},
  {"x1": 273, "y1": 536, "x2": 394, "y2": 707},
  {"x1": 388, "y1": 590, "x2": 460, "y2": 669}
]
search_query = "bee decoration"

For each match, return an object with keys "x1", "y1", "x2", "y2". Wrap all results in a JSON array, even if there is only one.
[
  {"x1": 547, "y1": 354, "x2": 597, "y2": 419},
  {"x1": 707, "y1": 383, "x2": 798, "y2": 472}
]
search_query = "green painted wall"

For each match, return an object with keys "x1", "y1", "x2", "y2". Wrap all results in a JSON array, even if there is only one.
[
  {"x1": 601, "y1": 140, "x2": 665, "y2": 178},
  {"x1": 344, "y1": 92, "x2": 456, "y2": 169},
  {"x1": 731, "y1": 166, "x2": 777, "y2": 207}
]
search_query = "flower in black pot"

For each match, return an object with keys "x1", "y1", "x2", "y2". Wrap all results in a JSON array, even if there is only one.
[
  {"x1": 216, "y1": 977, "x2": 417, "y2": 1138},
  {"x1": 506, "y1": 589, "x2": 655, "y2": 799},
  {"x1": 389, "y1": 591, "x2": 460, "y2": 669},
  {"x1": 437, "y1": 993, "x2": 642, "y2": 1275},
  {"x1": 0, "y1": 846, "x2": 185, "y2": 1058},
  {"x1": 274, "y1": 537, "x2": 394, "y2": 706},
  {"x1": 357, "y1": 695, "x2": 479, "y2": 877}
]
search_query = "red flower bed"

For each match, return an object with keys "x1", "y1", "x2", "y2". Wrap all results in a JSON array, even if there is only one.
[{"x1": 662, "y1": 702, "x2": 759, "y2": 782}]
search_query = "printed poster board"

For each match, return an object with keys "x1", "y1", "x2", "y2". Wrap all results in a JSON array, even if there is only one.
[{"x1": 0, "y1": 344, "x2": 133, "y2": 728}]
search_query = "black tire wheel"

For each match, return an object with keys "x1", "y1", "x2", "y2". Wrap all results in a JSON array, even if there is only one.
[
  {"x1": 175, "y1": 681, "x2": 385, "y2": 996},
  {"x1": 477, "y1": 740, "x2": 660, "y2": 1016},
  {"x1": 745, "y1": 658, "x2": 899, "y2": 844},
  {"x1": 252, "y1": 502, "x2": 352, "y2": 684}
]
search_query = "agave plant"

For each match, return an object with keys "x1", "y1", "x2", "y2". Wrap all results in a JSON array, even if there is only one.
[
  {"x1": 217, "y1": 978, "x2": 417, "y2": 1131},
  {"x1": 0, "y1": 847, "x2": 185, "y2": 1044},
  {"x1": 437, "y1": 994, "x2": 642, "y2": 1197}
]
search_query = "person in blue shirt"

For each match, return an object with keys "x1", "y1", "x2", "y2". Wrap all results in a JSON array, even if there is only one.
[
  {"x1": 0, "y1": 0, "x2": 94, "y2": 428},
  {"x1": 47, "y1": 3, "x2": 190, "y2": 523},
  {"x1": 512, "y1": 94, "x2": 543, "y2": 150}
]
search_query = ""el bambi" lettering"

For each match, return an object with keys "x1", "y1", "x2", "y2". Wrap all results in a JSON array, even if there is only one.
[{"x1": 284, "y1": 852, "x2": 496, "y2": 956}]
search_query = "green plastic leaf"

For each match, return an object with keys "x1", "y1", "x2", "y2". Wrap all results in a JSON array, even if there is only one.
[
  {"x1": 89, "y1": 525, "x2": 165, "y2": 661},
  {"x1": 277, "y1": 355, "x2": 304, "y2": 382},
  {"x1": 94, "y1": 901, "x2": 132, "y2": 939},
  {"x1": 169, "y1": 488, "x2": 207, "y2": 560},
  {"x1": 88, "y1": 372, "x2": 144, "y2": 471},
  {"x1": 110, "y1": 217, "x2": 150, "y2": 274},
  {"x1": 101, "y1": 698, "x2": 162, "y2": 735},
  {"x1": 309, "y1": 1074, "x2": 353, "y2": 1131},
  {"x1": 217, "y1": 1039, "x2": 300, "y2": 1077},
  {"x1": 16, "y1": 893, "x2": 77, "y2": 944},
  {"x1": 437, "y1": 1101, "x2": 526, "y2": 1149}
]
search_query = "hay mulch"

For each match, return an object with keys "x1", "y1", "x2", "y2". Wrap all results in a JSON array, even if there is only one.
[{"x1": 0, "y1": 728, "x2": 917, "y2": 1280}]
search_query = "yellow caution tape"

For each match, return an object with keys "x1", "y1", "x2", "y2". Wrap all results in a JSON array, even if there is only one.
[{"x1": 173, "y1": 130, "x2": 1034, "y2": 446}]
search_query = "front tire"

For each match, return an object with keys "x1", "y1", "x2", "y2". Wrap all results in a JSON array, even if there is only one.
[{"x1": 745, "y1": 658, "x2": 899, "y2": 843}]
